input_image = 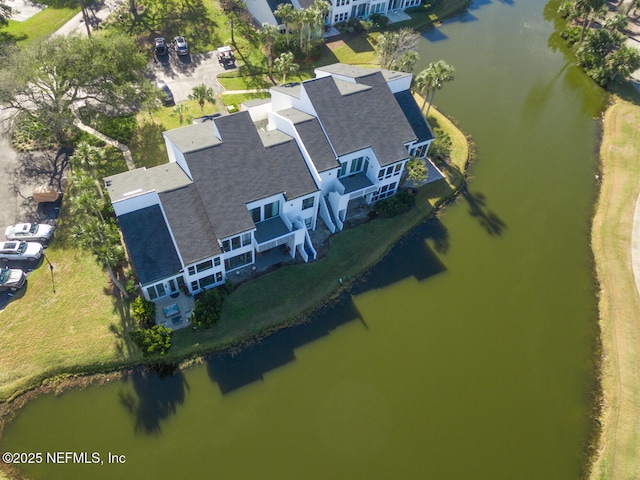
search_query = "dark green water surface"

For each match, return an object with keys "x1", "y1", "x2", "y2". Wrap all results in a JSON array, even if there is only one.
[{"x1": 1, "y1": 0, "x2": 607, "y2": 478}]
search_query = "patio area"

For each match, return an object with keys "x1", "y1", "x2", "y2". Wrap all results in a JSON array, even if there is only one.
[{"x1": 154, "y1": 292, "x2": 195, "y2": 331}]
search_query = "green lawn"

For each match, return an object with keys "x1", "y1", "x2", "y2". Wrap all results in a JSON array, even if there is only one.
[
  {"x1": 4, "y1": 6, "x2": 79, "y2": 45},
  {"x1": 0, "y1": 227, "x2": 141, "y2": 402},
  {"x1": 589, "y1": 95, "x2": 640, "y2": 480}
]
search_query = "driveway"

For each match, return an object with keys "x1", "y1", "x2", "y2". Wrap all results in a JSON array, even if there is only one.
[{"x1": 150, "y1": 50, "x2": 237, "y2": 103}]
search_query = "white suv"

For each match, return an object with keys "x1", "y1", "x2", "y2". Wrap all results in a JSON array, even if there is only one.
[
  {"x1": 0, "y1": 241, "x2": 43, "y2": 262},
  {"x1": 0, "y1": 267, "x2": 26, "y2": 292}
]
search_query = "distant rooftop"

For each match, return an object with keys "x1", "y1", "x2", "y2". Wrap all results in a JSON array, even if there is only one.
[
  {"x1": 316, "y1": 64, "x2": 379, "y2": 79},
  {"x1": 334, "y1": 78, "x2": 371, "y2": 96},
  {"x1": 258, "y1": 128, "x2": 294, "y2": 147},
  {"x1": 104, "y1": 163, "x2": 192, "y2": 202},
  {"x1": 271, "y1": 82, "x2": 301, "y2": 98}
]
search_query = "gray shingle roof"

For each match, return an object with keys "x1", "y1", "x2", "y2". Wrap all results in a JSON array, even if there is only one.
[
  {"x1": 394, "y1": 90, "x2": 435, "y2": 144},
  {"x1": 164, "y1": 122, "x2": 221, "y2": 153},
  {"x1": 183, "y1": 111, "x2": 319, "y2": 239},
  {"x1": 302, "y1": 72, "x2": 415, "y2": 166},
  {"x1": 277, "y1": 108, "x2": 337, "y2": 173},
  {"x1": 159, "y1": 184, "x2": 221, "y2": 265},
  {"x1": 104, "y1": 163, "x2": 191, "y2": 202},
  {"x1": 118, "y1": 205, "x2": 182, "y2": 285}
]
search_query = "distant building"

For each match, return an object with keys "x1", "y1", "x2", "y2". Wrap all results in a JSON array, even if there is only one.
[{"x1": 105, "y1": 64, "x2": 436, "y2": 302}]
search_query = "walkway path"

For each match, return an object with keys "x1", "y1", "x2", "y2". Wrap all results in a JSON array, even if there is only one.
[{"x1": 73, "y1": 119, "x2": 136, "y2": 171}]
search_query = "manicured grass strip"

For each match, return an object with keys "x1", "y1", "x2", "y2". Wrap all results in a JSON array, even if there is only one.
[
  {"x1": 5, "y1": 7, "x2": 79, "y2": 46},
  {"x1": 590, "y1": 96, "x2": 640, "y2": 480},
  {"x1": 0, "y1": 241, "x2": 139, "y2": 402}
]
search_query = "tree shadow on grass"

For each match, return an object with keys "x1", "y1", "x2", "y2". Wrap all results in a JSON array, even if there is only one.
[
  {"x1": 129, "y1": 120, "x2": 170, "y2": 168},
  {"x1": 110, "y1": 283, "x2": 136, "y2": 358},
  {"x1": 118, "y1": 364, "x2": 189, "y2": 435}
]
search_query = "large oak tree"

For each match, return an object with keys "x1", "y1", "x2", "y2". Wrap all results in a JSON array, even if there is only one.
[{"x1": 0, "y1": 33, "x2": 156, "y2": 143}]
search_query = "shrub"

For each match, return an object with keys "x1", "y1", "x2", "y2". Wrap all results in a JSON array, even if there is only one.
[
  {"x1": 125, "y1": 278, "x2": 138, "y2": 296},
  {"x1": 430, "y1": 127, "x2": 452, "y2": 163},
  {"x1": 129, "y1": 325, "x2": 172, "y2": 357},
  {"x1": 369, "y1": 14, "x2": 389, "y2": 28},
  {"x1": 375, "y1": 190, "x2": 416, "y2": 217},
  {"x1": 190, "y1": 289, "x2": 224, "y2": 329},
  {"x1": 131, "y1": 296, "x2": 156, "y2": 328},
  {"x1": 11, "y1": 115, "x2": 56, "y2": 152}
]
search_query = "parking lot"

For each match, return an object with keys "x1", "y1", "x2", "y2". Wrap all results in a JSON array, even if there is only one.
[{"x1": 150, "y1": 48, "x2": 235, "y2": 103}]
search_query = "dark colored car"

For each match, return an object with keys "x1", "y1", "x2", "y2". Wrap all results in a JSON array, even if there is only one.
[
  {"x1": 155, "y1": 37, "x2": 168, "y2": 56},
  {"x1": 156, "y1": 80, "x2": 174, "y2": 106},
  {"x1": 173, "y1": 36, "x2": 189, "y2": 56}
]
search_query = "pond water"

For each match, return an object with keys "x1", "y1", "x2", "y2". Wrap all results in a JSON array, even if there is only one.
[{"x1": 1, "y1": 0, "x2": 607, "y2": 478}]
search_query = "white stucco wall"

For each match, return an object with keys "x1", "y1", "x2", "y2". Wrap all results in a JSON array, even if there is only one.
[
  {"x1": 163, "y1": 137, "x2": 193, "y2": 180},
  {"x1": 112, "y1": 191, "x2": 160, "y2": 217}
]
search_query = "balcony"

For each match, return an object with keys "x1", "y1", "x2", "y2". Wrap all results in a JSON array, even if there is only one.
[
  {"x1": 338, "y1": 172, "x2": 374, "y2": 195},
  {"x1": 254, "y1": 216, "x2": 296, "y2": 253}
]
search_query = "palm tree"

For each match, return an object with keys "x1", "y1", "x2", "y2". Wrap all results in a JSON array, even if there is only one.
[
  {"x1": 188, "y1": 84, "x2": 216, "y2": 113},
  {"x1": 414, "y1": 60, "x2": 455, "y2": 118},
  {"x1": 575, "y1": 0, "x2": 606, "y2": 43},
  {"x1": 171, "y1": 103, "x2": 189, "y2": 124},
  {"x1": 260, "y1": 23, "x2": 280, "y2": 76},
  {"x1": 274, "y1": 3, "x2": 295, "y2": 45},
  {"x1": 311, "y1": 0, "x2": 330, "y2": 38},
  {"x1": 274, "y1": 52, "x2": 299, "y2": 84},
  {"x1": 71, "y1": 141, "x2": 104, "y2": 199}
]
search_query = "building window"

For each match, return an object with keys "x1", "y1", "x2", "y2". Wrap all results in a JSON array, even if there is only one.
[
  {"x1": 304, "y1": 217, "x2": 313, "y2": 229},
  {"x1": 216, "y1": 272, "x2": 223, "y2": 282},
  {"x1": 214, "y1": 257, "x2": 221, "y2": 266},
  {"x1": 264, "y1": 200, "x2": 279, "y2": 220},
  {"x1": 232, "y1": 236, "x2": 241, "y2": 249},
  {"x1": 196, "y1": 259, "x2": 213, "y2": 273},
  {"x1": 251, "y1": 207, "x2": 261, "y2": 223},
  {"x1": 225, "y1": 251, "x2": 253, "y2": 270},
  {"x1": 199, "y1": 274, "x2": 216, "y2": 290},
  {"x1": 302, "y1": 197, "x2": 314, "y2": 210},
  {"x1": 191, "y1": 281, "x2": 199, "y2": 291},
  {"x1": 242, "y1": 232, "x2": 252, "y2": 246},
  {"x1": 338, "y1": 162, "x2": 348, "y2": 177},
  {"x1": 394, "y1": 163, "x2": 402, "y2": 174},
  {"x1": 188, "y1": 266, "x2": 196, "y2": 276},
  {"x1": 222, "y1": 239, "x2": 231, "y2": 252},
  {"x1": 371, "y1": 182, "x2": 398, "y2": 202},
  {"x1": 146, "y1": 282, "x2": 166, "y2": 300},
  {"x1": 350, "y1": 156, "x2": 363, "y2": 174}
]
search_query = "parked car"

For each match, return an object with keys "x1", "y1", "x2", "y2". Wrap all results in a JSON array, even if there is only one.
[
  {"x1": 156, "y1": 80, "x2": 175, "y2": 106},
  {"x1": 0, "y1": 241, "x2": 43, "y2": 262},
  {"x1": 0, "y1": 267, "x2": 26, "y2": 292},
  {"x1": 173, "y1": 36, "x2": 189, "y2": 56},
  {"x1": 5, "y1": 223, "x2": 54, "y2": 243},
  {"x1": 155, "y1": 37, "x2": 168, "y2": 56}
]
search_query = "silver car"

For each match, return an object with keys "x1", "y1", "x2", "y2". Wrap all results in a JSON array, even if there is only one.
[
  {"x1": 0, "y1": 267, "x2": 26, "y2": 292},
  {"x1": 5, "y1": 223, "x2": 54, "y2": 242},
  {"x1": 0, "y1": 241, "x2": 43, "y2": 262}
]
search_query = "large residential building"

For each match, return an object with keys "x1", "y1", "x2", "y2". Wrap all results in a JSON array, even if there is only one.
[
  {"x1": 294, "y1": 0, "x2": 422, "y2": 27},
  {"x1": 105, "y1": 64, "x2": 436, "y2": 302}
]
